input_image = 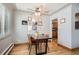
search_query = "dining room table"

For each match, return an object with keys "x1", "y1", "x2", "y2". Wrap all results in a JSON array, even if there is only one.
[{"x1": 31, "y1": 35, "x2": 52, "y2": 55}]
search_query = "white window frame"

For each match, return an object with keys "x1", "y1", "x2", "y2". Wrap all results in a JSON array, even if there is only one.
[
  {"x1": 0, "y1": 4, "x2": 5, "y2": 39},
  {"x1": 0, "y1": 4, "x2": 11, "y2": 39}
]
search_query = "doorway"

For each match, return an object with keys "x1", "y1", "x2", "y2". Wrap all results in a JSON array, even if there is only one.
[{"x1": 52, "y1": 19, "x2": 58, "y2": 42}]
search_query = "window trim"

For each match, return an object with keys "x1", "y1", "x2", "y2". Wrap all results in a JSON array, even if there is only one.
[{"x1": 0, "y1": 4, "x2": 12, "y2": 40}]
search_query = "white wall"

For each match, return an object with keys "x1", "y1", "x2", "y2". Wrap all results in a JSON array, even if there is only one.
[
  {"x1": 50, "y1": 5, "x2": 72, "y2": 48},
  {"x1": 14, "y1": 10, "x2": 28, "y2": 44},
  {"x1": 71, "y1": 4, "x2": 79, "y2": 48}
]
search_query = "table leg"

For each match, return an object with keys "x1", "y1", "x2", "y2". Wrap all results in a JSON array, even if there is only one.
[
  {"x1": 35, "y1": 43, "x2": 37, "y2": 55},
  {"x1": 45, "y1": 40, "x2": 48, "y2": 54},
  {"x1": 35, "y1": 39, "x2": 48, "y2": 55}
]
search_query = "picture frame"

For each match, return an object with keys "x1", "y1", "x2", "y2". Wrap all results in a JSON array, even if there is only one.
[
  {"x1": 75, "y1": 13, "x2": 79, "y2": 29},
  {"x1": 22, "y1": 20, "x2": 28, "y2": 25},
  {"x1": 28, "y1": 16, "x2": 32, "y2": 22},
  {"x1": 32, "y1": 24, "x2": 37, "y2": 30},
  {"x1": 75, "y1": 21, "x2": 79, "y2": 29},
  {"x1": 60, "y1": 18, "x2": 65, "y2": 23},
  {"x1": 38, "y1": 21, "x2": 42, "y2": 26},
  {"x1": 28, "y1": 16, "x2": 32, "y2": 25}
]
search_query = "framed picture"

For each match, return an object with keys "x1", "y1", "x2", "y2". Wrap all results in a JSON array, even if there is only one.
[
  {"x1": 32, "y1": 22, "x2": 37, "y2": 25},
  {"x1": 28, "y1": 16, "x2": 32, "y2": 22},
  {"x1": 38, "y1": 21, "x2": 42, "y2": 26},
  {"x1": 60, "y1": 18, "x2": 65, "y2": 23},
  {"x1": 75, "y1": 13, "x2": 79, "y2": 29},
  {"x1": 22, "y1": 20, "x2": 28, "y2": 25},
  {"x1": 28, "y1": 21, "x2": 32, "y2": 25},
  {"x1": 32, "y1": 25, "x2": 37, "y2": 30},
  {"x1": 75, "y1": 21, "x2": 79, "y2": 29}
]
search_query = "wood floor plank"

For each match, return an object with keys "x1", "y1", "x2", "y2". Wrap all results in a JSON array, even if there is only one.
[{"x1": 9, "y1": 40, "x2": 79, "y2": 55}]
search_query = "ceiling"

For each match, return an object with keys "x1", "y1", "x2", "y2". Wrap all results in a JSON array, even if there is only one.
[{"x1": 15, "y1": 3, "x2": 69, "y2": 15}]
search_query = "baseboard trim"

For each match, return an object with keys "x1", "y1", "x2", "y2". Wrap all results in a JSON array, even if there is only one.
[
  {"x1": 58, "y1": 44, "x2": 79, "y2": 51},
  {"x1": 14, "y1": 42, "x2": 28, "y2": 46},
  {"x1": 1, "y1": 43, "x2": 14, "y2": 55},
  {"x1": 71, "y1": 47, "x2": 79, "y2": 51},
  {"x1": 5, "y1": 44, "x2": 14, "y2": 55},
  {"x1": 58, "y1": 44, "x2": 72, "y2": 51}
]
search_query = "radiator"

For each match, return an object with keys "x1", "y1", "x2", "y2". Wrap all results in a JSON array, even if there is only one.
[{"x1": 1, "y1": 43, "x2": 14, "y2": 55}]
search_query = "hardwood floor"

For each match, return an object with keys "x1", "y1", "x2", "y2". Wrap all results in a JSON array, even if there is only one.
[{"x1": 9, "y1": 39, "x2": 79, "y2": 55}]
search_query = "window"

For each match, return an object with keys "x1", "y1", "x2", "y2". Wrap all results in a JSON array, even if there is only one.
[
  {"x1": 0, "y1": 17, "x2": 1, "y2": 34},
  {"x1": 0, "y1": 4, "x2": 11, "y2": 39},
  {"x1": 0, "y1": 4, "x2": 4, "y2": 36},
  {"x1": 4, "y1": 8, "x2": 9, "y2": 33}
]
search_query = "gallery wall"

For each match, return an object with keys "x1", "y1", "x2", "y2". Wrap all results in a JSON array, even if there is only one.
[{"x1": 14, "y1": 10, "x2": 50, "y2": 44}]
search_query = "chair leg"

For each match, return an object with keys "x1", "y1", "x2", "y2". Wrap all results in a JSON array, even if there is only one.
[
  {"x1": 29, "y1": 45, "x2": 32, "y2": 55},
  {"x1": 28, "y1": 44, "x2": 30, "y2": 50}
]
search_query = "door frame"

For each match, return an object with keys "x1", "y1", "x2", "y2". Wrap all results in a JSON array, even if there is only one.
[{"x1": 52, "y1": 19, "x2": 58, "y2": 42}]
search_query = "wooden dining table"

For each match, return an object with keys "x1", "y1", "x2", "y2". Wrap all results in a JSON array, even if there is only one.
[{"x1": 31, "y1": 35, "x2": 51, "y2": 55}]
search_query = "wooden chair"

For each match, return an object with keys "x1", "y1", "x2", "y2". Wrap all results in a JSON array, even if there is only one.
[
  {"x1": 27, "y1": 34, "x2": 50, "y2": 54},
  {"x1": 28, "y1": 35, "x2": 40, "y2": 55},
  {"x1": 28, "y1": 35, "x2": 35, "y2": 55}
]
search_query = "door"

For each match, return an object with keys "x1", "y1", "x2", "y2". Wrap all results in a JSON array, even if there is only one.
[{"x1": 52, "y1": 19, "x2": 58, "y2": 40}]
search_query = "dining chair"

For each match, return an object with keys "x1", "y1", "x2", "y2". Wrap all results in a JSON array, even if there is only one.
[
  {"x1": 27, "y1": 35, "x2": 34, "y2": 55},
  {"x1": 27, "y1": 35, "x2": 39, "y2": 55}
]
